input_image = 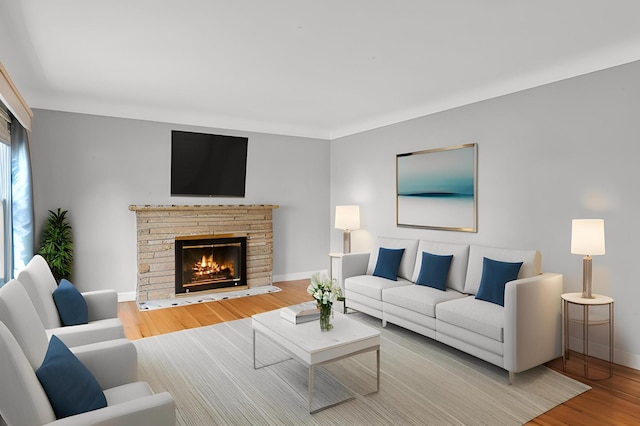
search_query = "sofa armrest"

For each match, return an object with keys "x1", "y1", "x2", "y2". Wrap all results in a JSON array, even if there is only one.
[
  {"x1": 71, "y1": 338, "x2": 138, "y2": 390},
  {"x1": 341, "y1": 253, "x2": 370, "y2": 281},
  {"x1": 82, "y1": 290, "x2": 118, "y2": 321},
  {"x1": 46, "y1": 392, "x2": 175, "y2": 426},
  {"x1": 503, "y1": 272, "x2": 563, "y2": 373}
]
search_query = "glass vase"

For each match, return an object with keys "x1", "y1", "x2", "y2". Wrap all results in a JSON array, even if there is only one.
[{"x1": 319, "y1": 303, "x2": 333, "y2": 331}]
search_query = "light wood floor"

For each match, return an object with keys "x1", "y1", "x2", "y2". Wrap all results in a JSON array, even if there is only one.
[{"x1": 118, "y1": 279, "x2": 640, "y2": 425}]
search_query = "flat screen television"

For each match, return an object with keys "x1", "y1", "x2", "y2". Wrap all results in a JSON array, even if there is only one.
[{"x1": 171, "y1": 130, "x2": 248, "y2": 197}]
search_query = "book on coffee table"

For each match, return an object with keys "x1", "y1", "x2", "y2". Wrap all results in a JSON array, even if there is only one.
[{"x1": 280, "y1": 301, "x2": 320, "y2": 324}]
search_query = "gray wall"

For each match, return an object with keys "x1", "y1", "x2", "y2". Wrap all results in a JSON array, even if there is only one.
[
  {"x1": 330, "y1": 60, "x2": 640, "y2": 369},
  {"x1": 30, "y1": 110, "x2": 330, "y2": 299}
]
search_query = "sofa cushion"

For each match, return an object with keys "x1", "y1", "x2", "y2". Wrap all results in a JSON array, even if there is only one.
[
  {"x1": 463, "y1": 245, "x2": 541, "y2": 295},
  {"x1": 366, "y1": 237, "x2": 418, "y2": 281},
  {"x1": 415, "y1": 252, "x2": 453, "y2": 290},
  {"x1": 35, "y1": 335, "x2": 107, "y2": 419},
  {"x1": 411, "y1": 241, "x2": 469, "y2": 292},
  {"x1": 475, "y1": 257, "x2": 523, "y2": 306},
  {"x1": 53, "y1": 280, "x2": 89, "y2": 326},
  {"x1": 345, "y1": 275, "x2": 412, "y2": 301},
  {"x1": 436, "y1": 296, "x2": 505, "y2": 342},
  {"x1": 373, "y1": 247, "x2": 405, "y2": 281},
  {"x1": 383, "y1": 284, "x2": 468, "y2": 318}
]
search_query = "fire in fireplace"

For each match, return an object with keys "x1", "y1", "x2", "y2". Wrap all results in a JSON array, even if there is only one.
[{"x1": 175, "y1": 235, "x2": 247, "y2": 295}]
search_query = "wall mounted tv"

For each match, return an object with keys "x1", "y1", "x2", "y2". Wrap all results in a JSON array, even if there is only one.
[{"x1": 171, "y1": 130, "x2": 248, "y2": 197}]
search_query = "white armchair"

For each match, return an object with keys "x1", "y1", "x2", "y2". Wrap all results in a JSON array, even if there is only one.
[
  {"x1": 0, "y1": 321, "x2": 175, "y2": 426},
  {"x1": 0, "y1": 279, "x2": 135, "y2": 388},
  {"x1": 0, "y1": 279, "x2": 175, "y2": 425},
  {"x1": 17, "y1": 255, "x2": 125, "y2": 347}
]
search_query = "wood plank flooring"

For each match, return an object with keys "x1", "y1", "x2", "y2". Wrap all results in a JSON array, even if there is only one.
[
  {"x1": 119, "y1": 280, "x2": 313, "y2": 340},
  {"x1": 118, "y1": 279, "x2": 640, "y2": 425}
]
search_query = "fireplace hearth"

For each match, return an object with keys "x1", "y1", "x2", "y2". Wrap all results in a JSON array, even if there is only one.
[{"x1": 175, "y1": 235, "x2": 247, "y2": 295}]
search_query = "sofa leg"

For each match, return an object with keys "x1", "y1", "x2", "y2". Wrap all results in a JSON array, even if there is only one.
[
  {"x1": 508, "y1": 371, "x2": 514, "y2": 385},
  {"x1": 382, "y1": 319, "x2": 387, "y2": 328}
]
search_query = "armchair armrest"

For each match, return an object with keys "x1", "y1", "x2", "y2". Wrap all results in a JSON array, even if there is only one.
[
  {"x1": 46, "y1": 392, "x2": 175, "y2": 426},
  {"x1": 82, "y1": 289, "x2": 118, "y2": 321},
  {"x1": 71, "y1": 338, "x2": 138, "y2": 390},
  {"x1": 341, "y1": 253, "x2": 370, "y2": 281},
  {"x1": 46, "y1": 318, "x2": 125, "y2": 348},
  {"x1": 503, "y1": 272, "x2": 563, "y2": 373}
]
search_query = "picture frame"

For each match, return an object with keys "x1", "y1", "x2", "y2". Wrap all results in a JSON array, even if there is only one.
[{"x1": 396, "y1": 143, "x2": 477, "y2": 232}]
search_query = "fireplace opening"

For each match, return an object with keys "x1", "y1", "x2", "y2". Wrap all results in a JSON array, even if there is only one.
[{"x1": 175, "y1": 235, "x2": 247, "y2": 295}]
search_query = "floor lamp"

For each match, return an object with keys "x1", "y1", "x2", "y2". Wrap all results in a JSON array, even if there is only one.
[
  {"x1": 571, "y1": 219, "x2": 606, "y2": 299},
  {"x1": 335, "y1": 206, "x2": 360, "y2": 254}
]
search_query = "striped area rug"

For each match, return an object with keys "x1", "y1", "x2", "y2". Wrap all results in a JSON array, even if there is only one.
[{"x1": 133, "y1": 312, "x2": 590, "y2": 425}]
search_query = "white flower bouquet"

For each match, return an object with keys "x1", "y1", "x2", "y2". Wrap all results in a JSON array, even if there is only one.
[
  {"x1": 306, "y1": 271, "x2": 341, "y2": 331},
  {"x1": 307, "y1": 271, "x2": 341, "y2": 306}
]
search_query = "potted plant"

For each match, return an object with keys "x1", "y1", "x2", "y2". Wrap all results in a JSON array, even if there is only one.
[{"x1": 38, "y1": 208, "x2": 73, "y2": 282}]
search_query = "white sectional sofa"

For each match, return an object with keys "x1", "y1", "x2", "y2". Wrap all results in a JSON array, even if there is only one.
[{"x1": 343, "y1": 237, "x2": 563, "y2": 383}]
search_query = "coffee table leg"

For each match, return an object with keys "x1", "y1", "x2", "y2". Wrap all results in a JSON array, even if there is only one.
[
  {"x1": 308, "y1": 365, "x2": 314, "y2": 413},
  {"x1": 376, "y1": 349, "x2": 380, "y2": 392},
  {"x1": 253, "y1": 329, "x2": 256, "y2": 369}
]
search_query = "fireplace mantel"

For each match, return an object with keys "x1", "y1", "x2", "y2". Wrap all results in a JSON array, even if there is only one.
[
  {"x1": 130, "y1": 204, "x2": 279, "y2": 301},
  {"x1": 129, "y1": 204, "x2": 279, "y2": 212}
]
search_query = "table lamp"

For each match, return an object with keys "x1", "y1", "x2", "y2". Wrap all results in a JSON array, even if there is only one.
[
  {"x1": 335, "y1": 205, "x2": 360, "y2": 253},
  {"x1": 571, "y1": 219, "x2": 605, "y2": 299}
]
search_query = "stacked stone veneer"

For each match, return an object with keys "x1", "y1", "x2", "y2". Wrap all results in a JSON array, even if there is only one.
[{"x1": 129, "y1": 205, "x2": 278, "y2": 301}]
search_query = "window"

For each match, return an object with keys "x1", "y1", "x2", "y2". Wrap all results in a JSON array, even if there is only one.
[
  {"x1": 0, "y1": 105, "x2": 11, "y2": 282},
  {"x1": 0, "y1": 62, "x2": 34, "y2": 283}
]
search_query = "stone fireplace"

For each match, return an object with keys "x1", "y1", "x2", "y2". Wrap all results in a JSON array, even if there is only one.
[{"x1": 129, "y1": 205, "x2": 278, "y2": 301}]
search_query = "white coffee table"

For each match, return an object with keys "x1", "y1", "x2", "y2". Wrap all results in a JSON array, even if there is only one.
[{"x1": 252, "y1": 308, "x2": 381, "y2": 413}]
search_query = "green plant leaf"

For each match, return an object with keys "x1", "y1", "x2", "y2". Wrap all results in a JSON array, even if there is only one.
[{"x1": 37, "y1": 208, "x2": 73, "y2": 282}]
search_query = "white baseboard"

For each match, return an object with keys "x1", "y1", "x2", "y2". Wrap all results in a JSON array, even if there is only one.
[
  {"x1": 273, "y1": 269, "x2": 329, "y2": 283},
  {"x1": 118, "y1": 291, "x2": 137, "y2": 302},
  {"x1": 569, "y1": 336, "x2": 640, "y2": 370},
  {"x1": 613, "y1": 348, "x2": 640, "y2": 370}
]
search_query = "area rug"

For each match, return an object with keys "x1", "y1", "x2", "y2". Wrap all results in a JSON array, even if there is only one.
[
  {"x1": 133, "y1": 312, "x2": 590, "y2": 425},
  {"x1": 137, "y1": 285, "x2": 281, "y2": 311}
]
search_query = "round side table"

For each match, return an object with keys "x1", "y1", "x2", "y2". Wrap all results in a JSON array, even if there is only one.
[{"x1": 561, "y1": 292, "x2": 614, "y2": 379}]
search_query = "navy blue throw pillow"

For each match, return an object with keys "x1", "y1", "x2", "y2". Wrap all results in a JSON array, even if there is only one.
[
  {"x1": 416, "y1": 252, "x2": 453, "y2": 291},
  {"x1": 373, "y1": 247, "x2": 405, "y2": 281},
  {"x1": 35, "y1": 335, "x2": 107, "y2": 419},
  {"x1": 53, "y1": 279, "x2": 89, "y2": 326},
  {"x1": 475, "y1": 257, "x2": 523, "y2": 306}
]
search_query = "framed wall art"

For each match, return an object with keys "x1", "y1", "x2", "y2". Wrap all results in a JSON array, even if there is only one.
[{"x1": 396, "y1": 143, "x2": 477, "y2": 232}]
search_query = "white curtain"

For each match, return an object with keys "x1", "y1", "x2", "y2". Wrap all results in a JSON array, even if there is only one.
[
  {"x1": 0, "y1": 107, "x2": 11, "y2": 282},
  {"x1": 11, "y1": 120, "x2": 34, "y2": 274}
]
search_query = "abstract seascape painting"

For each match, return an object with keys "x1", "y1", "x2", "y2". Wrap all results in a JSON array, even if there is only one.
[{"x1": 396, "y1": 144, "x2": 477, "y2": 232}]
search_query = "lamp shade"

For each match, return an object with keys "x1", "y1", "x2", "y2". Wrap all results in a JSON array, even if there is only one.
[
  {"x1": 335, "y1": 205, "x2": 360, "y2": 230},
  {"x1": 571, "y1": 219, "x2": 605, "y2": 255}
]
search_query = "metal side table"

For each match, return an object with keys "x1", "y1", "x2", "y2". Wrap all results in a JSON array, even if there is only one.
[{"x1": 562, "y1": 292, "x2": 614, "y2": 379}]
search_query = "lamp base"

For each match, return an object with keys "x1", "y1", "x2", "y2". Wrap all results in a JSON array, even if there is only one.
[
  {"x1": 582, "y1": 255, "x2": 594, "y2": 299},
  {"x1": 343, "y1": 230, "x2": 351, "y2": 254}
]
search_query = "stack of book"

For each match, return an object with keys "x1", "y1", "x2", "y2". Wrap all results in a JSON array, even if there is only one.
[{"x1": 280, "y1": 301, "x2": 320, "y2": 324}]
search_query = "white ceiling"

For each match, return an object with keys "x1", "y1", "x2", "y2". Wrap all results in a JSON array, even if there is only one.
[{"x1": 2, "y1": 0, "x2": 640, "y2": 140}]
